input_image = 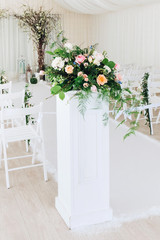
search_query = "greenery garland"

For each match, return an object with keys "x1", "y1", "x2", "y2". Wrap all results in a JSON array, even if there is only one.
[
  {"x1": 24, "y1": 84, "x2": 34, "y2": 145},
  {"x1": 141, "y1": 72, "x2": 152, "y2": 134}
]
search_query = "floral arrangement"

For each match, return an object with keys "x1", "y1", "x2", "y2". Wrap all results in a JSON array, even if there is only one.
[
  {"x1": 14, "y1": 5, "x2": 60, "y2": 71},
  {"x1": 0, "y1": 70, "x2": 8, "y2": 84},
  {"x1": 46, "y1": 36, "x2": 139, "y2": 137}
]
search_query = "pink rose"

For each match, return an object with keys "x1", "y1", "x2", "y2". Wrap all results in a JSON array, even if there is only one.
[
  {"x1": 75, "y1": 55, "x2": 86, "y2": 65},
  {"x1": 39, "y1": 70, "x2": 45, "y2": 76},
  {"x1": 83, "y1": 74, "x2": 88, "y2": 78},
  {"x1": 84, "y1": 63, "x2": 88, "y2": 67},
  {"x1": 78, "y1": 71, "x2": 83, "y2": 77},
  {"x1": 84, "y1": 78, "x2": 88, "y2": 82},
  {"x1": 116, "y1": 73, "x2": 122, "y2": 81},
  {"x1": 83, "y1": 83, "x2": 89, "y2": 88},
  {"x1": 91, "y1": 85, "x2": 97, "y2": 92},
  {"x1": 115, "y1": 64, "x2": 120, "y2": 70}
]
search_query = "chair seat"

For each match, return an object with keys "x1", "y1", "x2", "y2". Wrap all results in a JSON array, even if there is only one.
[{"x1": 3, "y1": 125, "x2": 40, "y2": 143}]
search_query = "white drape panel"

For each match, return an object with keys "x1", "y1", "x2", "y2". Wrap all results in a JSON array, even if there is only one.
[
  {"x1": 0, "y1": 17, "x2": 36, "y2": 80},
  {"x1": 89, "y1": 2, "x2": 160, "y2": 68},
  {"x1": 55, "y1": 0, "x2": 160, "y2": 14}
]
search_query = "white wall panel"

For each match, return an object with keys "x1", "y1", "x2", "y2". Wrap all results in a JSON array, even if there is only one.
[{"x1": 89, "y1": 2, "x2": 160, "y2": 68}]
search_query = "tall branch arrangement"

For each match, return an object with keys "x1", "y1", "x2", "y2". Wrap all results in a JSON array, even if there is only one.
[{"x1": 14, "y1": 5, "x2": 60, "y2": 71}]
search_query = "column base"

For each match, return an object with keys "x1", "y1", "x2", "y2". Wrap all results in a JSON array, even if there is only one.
[{"x1": 56, "y1": 197, "x2": 113, "y2": 229}]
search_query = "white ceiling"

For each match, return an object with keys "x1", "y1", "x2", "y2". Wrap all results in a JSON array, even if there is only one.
[{"x1": 55, "y1": 0, "x2": 160, "y2": 14}]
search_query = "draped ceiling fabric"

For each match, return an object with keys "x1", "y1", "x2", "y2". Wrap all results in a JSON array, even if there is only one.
[{"x1": 55, "y1": 0, "x2": 160, "y2": 14}]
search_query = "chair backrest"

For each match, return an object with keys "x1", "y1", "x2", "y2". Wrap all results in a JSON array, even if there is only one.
[
  {"x1": 0, "y1": 89, "x2": 25, "y2": 109},
  {"x1": 1, "y1": 103, "x2": 43, "y2": 124},
  {"x1": 0, "y1": 81, "x2": 12, "y2": 94}
]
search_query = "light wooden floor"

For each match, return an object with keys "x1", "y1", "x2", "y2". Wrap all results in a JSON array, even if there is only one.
[{"x1": 1, "y1": 143, "x2": 160, "y2": 240}]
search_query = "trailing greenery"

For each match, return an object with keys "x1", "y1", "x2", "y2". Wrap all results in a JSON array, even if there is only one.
[
  {"x1": 24, "y1": 84, "x2": 34, "y2": 124},
  {"x1": 141, "y1": 72, "x2": 152, "y2": 134},
  {"x1": 24, "y1": 84, "x2": 34, "y2": 145},
  {"x1": 46, "y1": 34, "x2": 140, "y2": 139}
]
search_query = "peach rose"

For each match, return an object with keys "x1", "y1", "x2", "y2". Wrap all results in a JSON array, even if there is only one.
[
  {"x1": 83, "y1": 83, "x2": 89, "y2": 88},
  {"x1": 75, "y1": 55, "x2": 86, "y2": 65},
  {"x1": 84, "y1": 78, "x2": 88, "y2": 82},
  {"x1": 65, "y1": 65, "x2": 74, "y2": 74},
  {"x1": 97, "y1": 74, "x2": 108, "y2": 86}
]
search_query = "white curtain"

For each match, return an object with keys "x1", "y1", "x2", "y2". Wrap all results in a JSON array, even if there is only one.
[
  {"x1": 0, "y1": 16, "x2": 61, "y2": 81},
  {"x1": 0, "y1": 16, "x2": 36, "y2": 81},
  {"x1": 89, "y1": 2, "x2": 160, "y2": 68},
  {"x1": 55, "y1": 0, "x2": 159, "y2": 14}
]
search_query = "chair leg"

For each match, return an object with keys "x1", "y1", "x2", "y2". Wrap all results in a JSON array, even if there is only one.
[
  {"x1": 2, "y1": 141, "x2": 10, "y2": 189},
  {"x1": 32, "y1": 140, "x2": 37, "y2": 164},
  {"x1": 41, "y1": 140, "x2": 48, "y2": 182},
  {"x1": 0, "y1": 142, "x2": 2, "y2": 168},
  {"x1": 25, "y1": 140, "x2": 29, "y2": 153}
]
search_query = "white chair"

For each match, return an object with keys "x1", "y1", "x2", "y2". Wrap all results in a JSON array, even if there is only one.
[
  {"x1": 0, "y1": 90, "x2": 25, "y2": 162},
  {"x1": 0, "y1": 90, "x2": 25, "y2": 109},
  {"x1": 0, "y1": 103, "x2": 48, "y2": 189},
  {"x1": 0, "y1": 81, "x2": 12, "y2": 94}
]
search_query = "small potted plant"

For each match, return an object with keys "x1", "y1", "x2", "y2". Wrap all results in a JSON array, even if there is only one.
[{"x1": 30, "y1": 74, "x2": 38, "y2": 84}]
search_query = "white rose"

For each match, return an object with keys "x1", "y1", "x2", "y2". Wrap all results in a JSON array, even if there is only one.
[
  {"x1": 64, "y1": 42, "x2": 73, "y2": 50},
  {"x1": 92, "y1": 51, "x2": 104, "y2": 62},
  {"x1": 93, "y1": 59, "x2": 101, "y2": 66},
  {"x1": 88, "y1": 56, "x2": 93, "y2": 63},
  {"x1": 104, "y1": 65, "x2": 111, "y2": 73},
  {"x1": 51, "y1": 57, "x2": 65, "y2": 70}
]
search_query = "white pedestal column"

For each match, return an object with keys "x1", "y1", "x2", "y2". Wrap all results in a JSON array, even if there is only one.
[{"x1": 56, "y1": 93, "x2": 112, "y2": 229}]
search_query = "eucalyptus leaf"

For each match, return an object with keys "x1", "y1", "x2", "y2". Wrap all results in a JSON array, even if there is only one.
[
  {"x1": 102, "y1": 58, "x2": 109, "y2": 65},
  {"x1": 107, "y1": 61, "x2": 115, "y2": 68},
  {"x1": 46, "y1": 51, "x2": 54, "y2": 55},
  {"x1": 59, "y1": 91, "x2": 65, "y2": 100},
  {"x1": 51, "y1": 85, "x2": 61, "y2": 94}
]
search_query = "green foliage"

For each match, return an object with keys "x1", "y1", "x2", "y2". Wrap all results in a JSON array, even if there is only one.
[
  {"x1": 141, "y1": 72, "x2": 152, "y2": 134},
  {"x1": 59, "y1": 91, "x2": 65, "y2": 100},
  {"x1": 51, "y1": 85, "x2": 61, "y2": 94},
  {"x1": 24, "y1": 84, "x2": 35, "y2": 145},
  {"x1": 0, "y1": 70, "x2": 8, "y2": 84},
  {"x1": 77, "y1": 91, "x2": 91, "y2": 117}
]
